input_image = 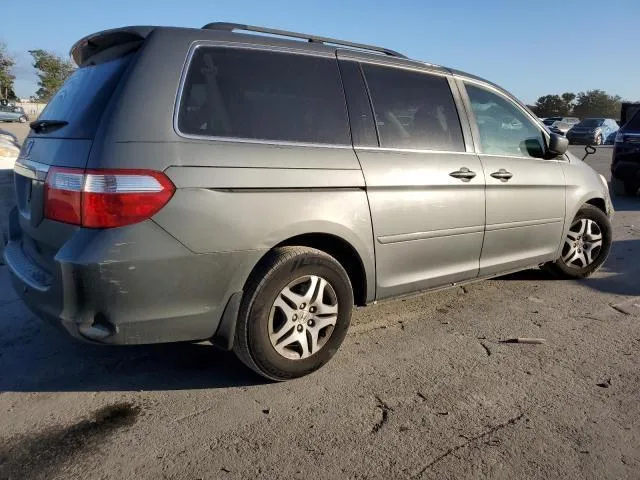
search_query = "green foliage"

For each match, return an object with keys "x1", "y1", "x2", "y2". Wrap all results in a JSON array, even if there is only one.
[
  {"x1": 533, "y1": 90, "x2": 622, "y2": 119},
  {"x1": 0, "y1": 42, "x2": 15, "y2": 101},
  {"x1": 572, "y1": 90, "x2": 622, "y2": 119},
  {"x1": 29, "y1": 49, "x2": 75, "y2": 102},
  {"x1": 561, "y1": 92, "x2": 576, "y2": 106},
  {"x1": 534, "y1": 94, "x2": 571, "y2": 117}
]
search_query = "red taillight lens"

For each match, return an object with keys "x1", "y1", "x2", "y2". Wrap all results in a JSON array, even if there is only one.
[
  {"x1": 44, "y1": 168, "x2": 175, "y2": 228},
  {"x1": 44, "y1": 168, "x2": 83, "y2": 225}
]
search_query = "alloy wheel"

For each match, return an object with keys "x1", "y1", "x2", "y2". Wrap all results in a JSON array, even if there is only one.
[
  {"x1": 268, "y1": 275, "x2": 338, "y2": 360},
  {"x1": 561, "y1": 218, "x2": 603, "y2": 269}
]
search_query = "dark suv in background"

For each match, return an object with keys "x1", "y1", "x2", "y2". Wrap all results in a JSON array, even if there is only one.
[{"x1": 612, "y1": 111, "x2": 640, "y2": 196}]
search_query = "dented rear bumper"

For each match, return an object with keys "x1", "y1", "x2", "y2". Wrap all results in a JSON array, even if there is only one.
[{"x1": 4, "y1": 208, "x2": 260, "y2": 345}]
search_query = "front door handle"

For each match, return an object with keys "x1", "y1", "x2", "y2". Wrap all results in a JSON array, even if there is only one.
[
  {"x1": 490, "y1": 169, "x2": 513, "y2": 182},
  {"x1": 449, "y1": 167, "x2": 477, "y2": 182}
]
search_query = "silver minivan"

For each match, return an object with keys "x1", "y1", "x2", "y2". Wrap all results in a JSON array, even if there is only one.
[{"x1": 5, "y1": 23, "x2": 613, "y2": 380}]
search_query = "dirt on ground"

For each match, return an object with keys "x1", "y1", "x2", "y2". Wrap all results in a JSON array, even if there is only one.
[{"x1": 0, "y1": 137, "x2": 638, "y2": 479}]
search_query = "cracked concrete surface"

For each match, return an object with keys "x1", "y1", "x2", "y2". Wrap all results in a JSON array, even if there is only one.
[{"x1": 0, "y1": 130, "x2": 638, "y2": 480}]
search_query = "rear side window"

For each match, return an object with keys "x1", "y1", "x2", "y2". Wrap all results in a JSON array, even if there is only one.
[
  {"x1": 361, "y1": 64, "x2": 464, "y2": 151},
  {"x1": 36, "y1": 54, "x2": 133, "y2": 139},
  {"x1": 626, "y1": 111, "x2": 640, "y2": 130},
  {"x1": 177, "y1": 47, "x2": 350, "y2": 145}
]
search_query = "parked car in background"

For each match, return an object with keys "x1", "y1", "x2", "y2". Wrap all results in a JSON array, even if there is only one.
[
  {"x1": 542, "y1": 116, "x2": 579, "y2": 128},
  {"x1": 4, "y1": 23, "x2": 614, "y2": 380},
  {"x1": 0, "y1": 106, "x2": 28, "y2": 123},
  {"x1": 547, "y1": 121, "x2": 572, "y2": 136},
  {"x1": 0, "y1": 135, "x2": 20, "y2": 170},
  {"x1": 566, "y1": 118, "x2": 618, "y2": 145},
  {"x1": 611, "y1": 111, "x2": 640, "y2": 196},
  {"x1": 605, "y1": 130, "x2": 617, "y2": 145}
]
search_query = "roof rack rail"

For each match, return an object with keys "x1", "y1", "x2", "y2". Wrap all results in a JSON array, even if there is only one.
[{"x1": 202, "y1": 22, "x2": 407, "y2": 58}]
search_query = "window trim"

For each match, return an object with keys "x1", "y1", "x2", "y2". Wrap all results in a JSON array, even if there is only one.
[
  {"x1": 358, "y1": 61, "x2": 467, "y2": 154},
  {"x1": 456, "y1": 77, "x2": 567, "y2": 161},
  {"x1": 173, "y1": 40, "x2": 351, "y2": 149}
]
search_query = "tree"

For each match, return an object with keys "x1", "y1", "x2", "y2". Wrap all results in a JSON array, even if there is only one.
[
  {"x1": 561, "y1": 92, "x2": 576, "y2": 108},
  {"x1": 572, "y1": 90, "x2": 622, "y2": 119},
  {"x1": 29, "y1": 49, "x2": 75, "y2": 102},
  {"x1": 534, "y1": 94, "x2": 575, "y2": 117},
  {"x1": 0, "y1": 42, "x2": 15, "y2": 101}
]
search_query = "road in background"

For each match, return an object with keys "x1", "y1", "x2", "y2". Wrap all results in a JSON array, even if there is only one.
[{"x1": 0, "y1": 126, "x2": 638, "y2": 479}]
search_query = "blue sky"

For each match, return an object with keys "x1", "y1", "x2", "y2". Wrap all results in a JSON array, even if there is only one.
[{"x1": 3, "y1": 0, "x2": 639, "y2": 103}]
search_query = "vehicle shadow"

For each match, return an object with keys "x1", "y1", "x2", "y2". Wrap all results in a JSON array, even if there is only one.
[
  {"x1": 0, "y1": 298, "x2": 266, "y2": 392},
  {"x1": 497, "y1": 239, "x2": 640, "y2": 296}
]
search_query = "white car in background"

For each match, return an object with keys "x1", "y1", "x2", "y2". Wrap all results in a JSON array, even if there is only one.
[{"x1": 0, "y1": 129, "x2": 20, "y2": 170}]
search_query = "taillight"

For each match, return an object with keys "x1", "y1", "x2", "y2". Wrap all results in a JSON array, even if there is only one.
[
  {"x1": 44, "y1": 168, "x2": 175, "y2": 228},
  {"x1": 44, "y1": 168, "x2": 84, "y2": 225}
]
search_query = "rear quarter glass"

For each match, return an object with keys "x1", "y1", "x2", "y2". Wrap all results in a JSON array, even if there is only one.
[
  {"x1": 176, "y1": 46, "x2": 350, "y2": 145},
  {"x1": 32, "y1": 53, "x2": 135, "y2": 139}
]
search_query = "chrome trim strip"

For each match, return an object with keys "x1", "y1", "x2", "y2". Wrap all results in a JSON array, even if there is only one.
[
  {"x1": 173, "y1": 132, "x2": 353, "y2": 150},
  {"x1": 173, "y1": 40, "x2": 349, "y2": 149},
  {"x1": 378, "y1": 225, "x2": 484, "y2": 244},
  {"x1": 485, "y1": 218, "x2": 563, "y2": 232},
  {"x1": 13, "y1": 159, "x2": 50, "y2": 181},
  {"x1": 356, "y1": 146, "x2": 476, "y2": 155},
  {"x1": 479, "y1": 153, "x2": 564, "y2": 162}
]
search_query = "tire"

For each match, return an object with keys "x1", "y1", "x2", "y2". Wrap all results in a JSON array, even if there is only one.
[
  {"x1": 234, "y1": 246, "x2": 354, "y2": 381},
  {"x1": 18, "y1": 116, "x2": 27, "y2": 123},
  {"x1": 544, "y1": 204, "x2": 612, "y2": 279},
  {"x1": 594, "y1": 134, "x2": 603, "y2": 145}
]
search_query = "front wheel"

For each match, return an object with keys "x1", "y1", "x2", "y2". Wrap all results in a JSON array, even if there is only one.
[
  {"x1": 234, "y1": 246, "x2": 353, "y2": 381},
  {"x1": 18, "y1": 116, "x2": 27, "y2": 123},
  {"x1": 594, "y1": 134, "x2": 603, "y2": 145},
  {"x1": 544, "y1": 205, "x2": 612, "y2": 279}
]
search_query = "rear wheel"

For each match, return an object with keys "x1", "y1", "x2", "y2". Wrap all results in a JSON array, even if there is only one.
[
  {"x1": 18, "y1": 116, "x2": 27, "y2": 123},
  {"x1": 234, "y1": 246, "x2": 353, "y2": 381},
  {"x1": 544, "y1": 205, "x2": 612, "y2": 279},
  {"x1": 594, "y1": 134, "x2": 603, "y2": 145}
]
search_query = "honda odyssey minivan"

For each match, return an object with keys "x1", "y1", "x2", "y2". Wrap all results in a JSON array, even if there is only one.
[{"x1": 5, "y1": 23, "x2": 614, "y2": 380}]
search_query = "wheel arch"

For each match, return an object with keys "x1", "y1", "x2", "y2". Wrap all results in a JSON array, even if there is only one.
[
  {"x1": 585, "y1": 197, "x2": 606, "y2": 213},
  {"x1": 273, "y1": 233, "x2": 369, "y2": 307}
]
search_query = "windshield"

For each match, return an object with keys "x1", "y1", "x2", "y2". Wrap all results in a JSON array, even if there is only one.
[
  {"x1": 578, "y1": 118, "x2": 604, "y2": 128},
  {"x1": 542, "y1": 118, "x2": 559, "y2": 125},
  {"x1": 36, "y1": 54, "x2": 133, "y2": 138}
]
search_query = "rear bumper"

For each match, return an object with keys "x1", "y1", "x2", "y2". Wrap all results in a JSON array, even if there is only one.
[{"x1": 3, "y1": 208, "x2": 262, "y2": 345}]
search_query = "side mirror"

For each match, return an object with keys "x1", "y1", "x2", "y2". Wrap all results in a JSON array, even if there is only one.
[{"x1": 547, "y1": 132, "x2": 568, "y2": 157}]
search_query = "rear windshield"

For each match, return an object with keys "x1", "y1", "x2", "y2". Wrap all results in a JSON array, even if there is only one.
[{"x1": 35, "y1": 54, "x2": 133, "y2": 138}]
